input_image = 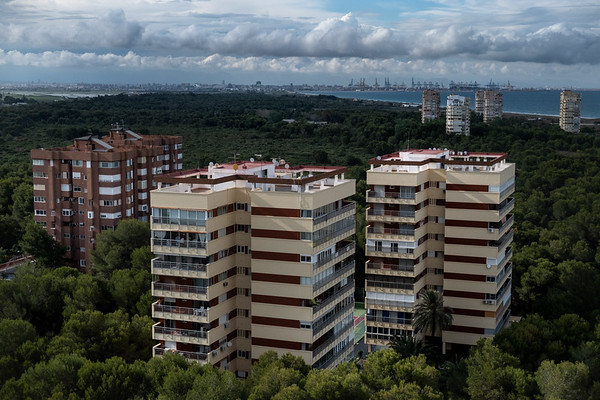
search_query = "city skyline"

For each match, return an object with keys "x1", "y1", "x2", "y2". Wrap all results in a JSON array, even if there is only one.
[{"x1": 1, "y1": 1, "x2": 599, "y2": 88}]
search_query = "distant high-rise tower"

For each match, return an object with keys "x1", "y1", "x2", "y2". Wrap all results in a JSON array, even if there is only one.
[
  {"x1": 476, "y1": 90, "x2": 503, "y2": 122},
  {"x1": 422, "y1": 90, "x2": 441, "y2": 123},
  {"x1": 559, "y1": 90, "x2": 581, "y2": 133},
  {"x1": 446, "y1": 95, "x2": 471, "y2": 135}
]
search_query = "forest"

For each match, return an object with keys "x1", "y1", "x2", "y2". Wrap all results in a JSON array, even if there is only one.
[{"x1": 1, "y1": 92, "x2": 600, "y2": 399}]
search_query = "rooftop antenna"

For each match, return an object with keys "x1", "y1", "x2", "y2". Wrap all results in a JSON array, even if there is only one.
[{"x1": 230, "y1": 152, "x2": 240, "y2": 163}]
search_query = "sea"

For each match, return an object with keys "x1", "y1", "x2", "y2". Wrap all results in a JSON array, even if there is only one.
[{"x1": 304, "y1": 90, "x2": 600, "y2": 119}]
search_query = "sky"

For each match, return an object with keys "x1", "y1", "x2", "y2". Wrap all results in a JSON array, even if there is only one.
[{"x1": 0, "y1": 0, "x2": 599, "y2": 88}]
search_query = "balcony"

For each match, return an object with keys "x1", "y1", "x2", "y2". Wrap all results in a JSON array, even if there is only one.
[
  {"x1": 314, "y1": 242, "x2": 355, "y2": 270},
  {"x1": 313, "y1": 220, "x2": 355, "y2": 248},
  {"x1": 312, "y1": 281, "x2": 354, "y2": 316},
  {"x1": 313, "y1": 203, "x2": 356, "y2": 229},
  {"x1": 367, "y1": 191, "x2": 416, "y2": 204},
  {"x1": 152, "y1": 238, "x2": 207, "y2": 250},
  {"x1": 313, "y1": 339, "x2": 353, "y2": 370},
  {"x1": 366, "y1": 261, "x2": 414, "y2": 275},
  {"x1": 312, "y1": 321, "x2": 353, "y2": 359},
  {"x1": 153, "y1": 345, "x2": 208, "y2": 362},
  {"x1": 367, "y1": 226, "x2": 415, "y2": 240},
  {"x1": 366, "y1": 315, "x2": 412, "y2": 326},
  {"x1": 152, "y1": 216, "x2": 207, "y2": 228},
  {"x1": 498, "y1": 198, "x2": 515, "y2": 218},
  {"x1": 152, "y1": 302, "x2": 209, "y2": 323},
  {"x1": 314, "y1": 260, "x2": 354, "y2": 292},
  {"x1": 152, "y1": 259, "x2": 208, "y2": 278},
  {"x1": 366, "y1": 279, "x2": 414, "y2": 293},
  {"x1": 366, "y1": 208, "x2": 415, "y2": 221},
  {"x1": 152, "y1": 324, "x2": 208, "y2": 345},
  {"x1": 366, "y1": 245, "x2": 416, "y2": 259},
  {"x1": 366, "y1": 297, "x2": 414, "y2": 310},
  {"x1": 152, "y1": 281, "x2": 208, "y2": 300},
  {"x1": 312, "y1": 299, "x2": 354, "y2": 336}
]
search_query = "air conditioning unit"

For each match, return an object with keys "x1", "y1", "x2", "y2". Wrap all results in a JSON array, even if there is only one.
[
  {"x1": 224, "y1": 322, "x2": 230, "y2": 329},
  {"x1": 223, "y1": 282, "x2": 228, "y2": 287},
  {"x1": 212, "y1": 351, "x2": 218, "y2": 357},
  {"x1": 227, "y1": 341, "x2": 233, "y2": 348},
  {"x1": 483, "y1": 299, "x2": 496, "y2": 305},
  {"x1": 488, "y1": 228, "x2": 495, "y2": 232},
  {"x1": 220, "y1": 345, "x2": 226, "y2": 351}
]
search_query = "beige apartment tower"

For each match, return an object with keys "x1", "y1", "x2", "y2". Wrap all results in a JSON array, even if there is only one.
[
  {"x1": 559, "y1": 90, "x2": 582, "y2": 133},
  {"x1": 150, "y1": 161, "x2": 356, "y2": 376},
  {"x1": 31, "y1": 127, "x2": 182, "y2": 269},
  {"x1": 422, "y1": 90, "x2": 441, "y2": 123},
  {"x1": 446, "y1": 95, "x2": 471, "y2": 135},
  {"x1": 364, "y1": 149, "x2": 514, "y2": 352},
  {"x1": 475, "y1": 90, "x2": 503, "y2": 122}
]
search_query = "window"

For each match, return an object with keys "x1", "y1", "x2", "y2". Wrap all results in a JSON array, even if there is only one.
[
  {"x1": 300, "y1": 255, "x2": 312, "y2": 263},
  {"x1": 32, "y1": 159, "x2": 44, "y2": 165},
  {"x1": 34, "y1": 209, "x2": 46, "y2": 216},
  {"x1": 72, "y1": 172, "x2": 81, "y2": 179},
  {"x1": 80, "y1": 260, "x2": 86, "y2": 267},
  {"x1": 301, "y1": 209, "x2": 312, "y2": 218},
  {"x1": 60, "y1": 184, "x2": 72, "y2": 192},
  {"x1": 88, "y1": 211, "x2": 94, "y2": 219},
  {"x1": 80, "y1": 247, "x2": 86, "y2": 253},
  {"x1": 33, "y1": 171, "x2": 48, "y2": 178},
  {"x1": 78, "y1": 197, "x2": 84, "y2": 204},
  {"x1": 300, "y1": 232, "x2": 312, "y2": 240},
  {"x1": 34, "y1": 196, "x2": 46, "y2": 203},
  {"x1": 73, "y1": 185, "x2": 82, "y2": 192},
  {"x1": 236, "y1": 203, "x2": 246, "y2": 211},
  {"x1": 72, "y1": 160, "x2": 83, "y2": 166},
  {"x1": 33, "y1": 184, "x2": 46, "y2": 190},
  {"x1": 63, "y1": 233, "x2": 71, "y2": 238},
  {"x1": 99, "y1": 161, "x2": 120, "y2": 168},
  {"x1": 62, "y1": 209, "x2": 73, "y2": 216}
]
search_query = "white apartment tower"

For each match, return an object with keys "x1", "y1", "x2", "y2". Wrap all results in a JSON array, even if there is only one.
[
  {"x1": 446, "y1": 95, "x2": 471, "y2": 135},
  {"x1": 559, "y1": 90, "x2": 582, "y2": 133}
]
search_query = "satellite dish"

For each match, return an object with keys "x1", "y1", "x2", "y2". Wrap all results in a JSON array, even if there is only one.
[
  {"x1": 377, "y1": 156, "x2": 382, "y2": 160},
  {"x1": 209, "y1": 162, "x2": 214, "y2": 167},
  {"x1": 250, "y1": 157, "x2": 255, "y2": 162},
  {"x1": 272, "y1": 159, "x2": 278, "y2": 165},
  {"x1": 285, "y1": 164, "x2": 289, "y2": 169}
]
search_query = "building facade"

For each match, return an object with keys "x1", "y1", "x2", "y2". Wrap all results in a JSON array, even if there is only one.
[
  {"x1": 559, "y1": 90, "x2": 582, "y2": 133},
  {"x1": 446, "y1": 95, "x2": 471, "y2": 135},
  {"x1": 475, "y1": 90, "x2": 503, "y2": 122},
  {"x1": 422, "y1": 90, "x2": 441, "y2": 123},
  {"x1": 364, "y1": 149, "x2": 514, "y2": 353},
  {"x1": 31, "y1": 126, "x2": 182, "y2": 269},
  {"x1": 150, "y1": 160, "x2": 355, "y2": 376}
]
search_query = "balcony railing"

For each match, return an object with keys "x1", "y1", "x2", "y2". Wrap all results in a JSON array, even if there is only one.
[
  {"x1": 153, "y1": 303, "x2": 209, "y2": 319},
  {"x1": 499, "y1": 183, "x2": 515, "y2": 199},
  {"x1": 366, "y1": 262, "x2": 414, "y2": 273},
  {"x1": 312, "y1": 321, "x2": 353, "y2": 358},
  {"x1": 366, "y1": 315, "x2": 412, "y2": 325},
  {"x1": 492, "y1": 229, "x2": 514, "y2": 250},
  {"x1": 153, "y1": 238, "x2": 207, "y2": 249},
  {"x1": 312, "y1": 282, "x2": 354, "y2": 315},
  {"x1": 314, "y1": 203, "x2": 355, "y2": 224},
  {"x1": 367, "y1": 226, "x2": 415, "y2": 236},
  {"x1": 153, "y1": 260, "x2": 208, "y2": 274},
  {"x1": 314, "y1": 340, "x2": 353, "y2": 370},
  {"x1": 313, "y1": 261, "x2": 354, "y2": 291},
  {"x1": 152, "y1": 282, "x2": 208, "y2": 296},
  {"x1": 367, "y1": 191, "x2": 416, "y2": 200},
  {"x1": 367, "y1": 208, "x2": 415, "y2": 219},
  {"x1": 313, "y1": 222, "x2": 355, "y2": 247},
  {"x1": 312, "y1": 299, "x2": 354, "y2": 336},
  {"x1": 152, "y1": 216, "x2": 206, "y2": 227},
  {"x1": 154, "y1": 346, "x2": 208, "y2": 361},
  {"x1": 498, "y1": 198, "x2": 515, "y2": 216},
  {"x1": 366, "y1": 297, "x2": 414, "y2": 309},
  {"x1": 366, "y1": 280, "x2": 414, "y2": 291},
  {"x1": 153, "y1": 325, "x2": 208, "y2": 339},
  {"x1": 314, "y1": 242, "x2": 355, "y2": 269},
  {"x1": 366, "y1": 246, "x2": 415, "y2": 255},
  {"x1": 494, "y1": 262, "x2": 512, "y2": 285}
]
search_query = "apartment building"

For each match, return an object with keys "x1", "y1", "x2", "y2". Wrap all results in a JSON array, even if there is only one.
[
  {"x1": 31, "y1": 126, "x2": 182, "y2": 269},
  {"x1": 364, "y1": 149, "x2": 514, "y2": 353},
  {"x1": 559, "y1": 90, "x2": 582, "y2": 133},
  {"x1": 421, "y1": 90, "x2": 441, "y2": 123},
  {"x1": 475, "y1": 90, "x2": 503, "y2": 122},
  {"x1": 446, "y1": 95, "x2": 471, "y2": 135},
  {"x1": 150, "y1": 160, "x2": 356, "y2": 376}
]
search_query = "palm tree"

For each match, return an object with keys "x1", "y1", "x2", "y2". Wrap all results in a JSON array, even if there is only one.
[
  {"x1": 413, "y1": 289, "x2": 453, "y2": 340},
  {"x1": 389, "y1": 332, "x2": 434, "y2": 359}
]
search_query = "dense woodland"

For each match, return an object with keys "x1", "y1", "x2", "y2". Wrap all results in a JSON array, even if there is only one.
[{"x1": 1, "y1": 92, "x2": 600, "y2": 399}]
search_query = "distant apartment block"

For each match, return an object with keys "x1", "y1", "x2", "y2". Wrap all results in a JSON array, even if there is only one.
[
  {"x1": 446, "y1": 95, "x2": 471, "y2": 135},
  {"x1": 31, "y1": 126, "x2": 182, "y2": 269},
  {"x1": 150, "y1": 160, "x2": 355, "y2": 376},
  {"x1": 475, "y1": 90, "x2": 503, "y2": 122},
  {"x1": 559, "y1": 90, "x2": 582, "y2": 133},
  {"x1": 364, "y1": 149, "x2": 514, "y2": 353},
  {"x1": 421, "y1": 90, "x2": 441, "y2": 123}
]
